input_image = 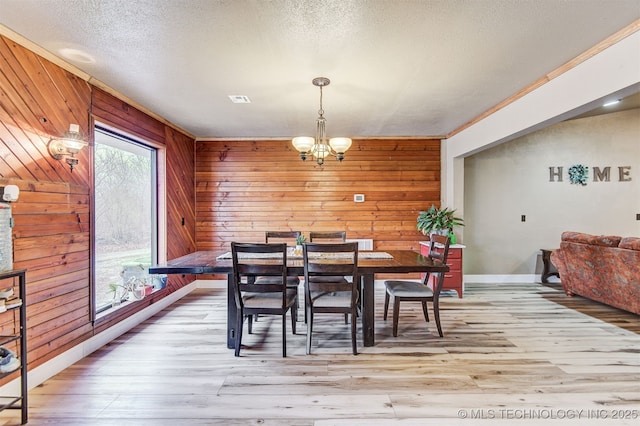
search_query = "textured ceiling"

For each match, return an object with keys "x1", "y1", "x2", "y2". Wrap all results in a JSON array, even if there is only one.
[{"x1": 0, "y1": 0, "x2": 638, "y2": 139}]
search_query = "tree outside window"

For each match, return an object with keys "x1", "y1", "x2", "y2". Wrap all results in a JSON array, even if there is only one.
[{"x1": 94, "y1": 128, "x2": 157, "y2": 315}]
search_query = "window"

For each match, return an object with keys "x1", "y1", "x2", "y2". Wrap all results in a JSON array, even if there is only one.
[{"x1": 93, "y1": 127, "x2": 158, "y2": 316}]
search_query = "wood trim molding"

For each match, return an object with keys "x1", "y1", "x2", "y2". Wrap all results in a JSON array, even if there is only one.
[
  {"x1": 195, "y1": 135, "x2": 446, "y2": 142},
  {"x1": 446, "y1": 19, "x2": 640, "y2": 140}
]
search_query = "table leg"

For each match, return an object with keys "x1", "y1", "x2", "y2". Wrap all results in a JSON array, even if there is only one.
[
  {"x1": 361, "y1": 273, "x2": 375, "y2": 347},
  {"x1": 227, "y1": 274, "x2": 237, "y2": 349}
]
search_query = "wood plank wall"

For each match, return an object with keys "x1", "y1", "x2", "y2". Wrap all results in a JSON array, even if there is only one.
[
  {"x1": 0, "y1": 31, "x2": 441, "y2": 384},
  {"x1": 91, "y1": 88, "x2": 196, "y2": 291},
  {"x1": 0, "y1": 35, "x2": 196, "y2": 380},
  {"x1": 164, "y1": 126, "x2": 196, "y2": 285},
  {"x1": 91, "y1": 88, "x2": 196, "y2": 333},
  {"x1": 195, "y1": 139, "x2": 441, "y2": 268}
]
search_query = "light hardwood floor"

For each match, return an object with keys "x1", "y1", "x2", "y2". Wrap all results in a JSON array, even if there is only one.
[{"x1": 2, "y1": 282, "x2": 639, "y2": 425}]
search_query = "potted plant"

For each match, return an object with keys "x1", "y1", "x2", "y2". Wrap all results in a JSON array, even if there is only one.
[
  {"x1": 416, "y1": 204, "x2": 464, "y2": 244},
  {"x1": 294, "y1": 234, "x2": 307, "y2": 255}
]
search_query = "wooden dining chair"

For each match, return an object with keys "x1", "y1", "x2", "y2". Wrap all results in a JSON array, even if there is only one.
[
  {"x1": 264, "y1": 231, "x2": 302, "y2": 245},
  {"x1": 383, "y1": 234, "x2": 451, "y2": 337},
  {"x1": 231, "y1": 242, "x2": 297, "y2": 357},
  {"x1": 308, "y1": 231, "x2": 350, "y2": 321},
  {"x1": 309, "y1": 231, "x2": 346, "y2": 243},
  {"x1": 303, "y1": 242, "x2": 359, "y2": 355},
  {"x1": 254, "y1": 231, "x2": 302, "y2": 320},
  {"x1": 308, "y1": 231, "x2": 349, "y2": 282}
]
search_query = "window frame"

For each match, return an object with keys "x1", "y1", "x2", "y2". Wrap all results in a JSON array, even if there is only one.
[{"x1": 90, "y1": 122, "x2": 166, "y2": 323}]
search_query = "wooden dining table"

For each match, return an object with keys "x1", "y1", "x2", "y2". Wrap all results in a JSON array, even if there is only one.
[{"x1": 149, "y1": 249, "x2": 449, "y2": 349}]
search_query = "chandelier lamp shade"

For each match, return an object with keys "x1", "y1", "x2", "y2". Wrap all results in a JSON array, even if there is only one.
[
  {"x1": 292, "y1": 77, "x2": 352, "y2": 165},
  {"x1": 47, "y1": 123, "x2": 88, "y2": 172}
]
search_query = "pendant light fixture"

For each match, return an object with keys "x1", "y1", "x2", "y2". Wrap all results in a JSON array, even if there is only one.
[{"x1": 292, "y1": 77, "x2": 352, "y2": 165}]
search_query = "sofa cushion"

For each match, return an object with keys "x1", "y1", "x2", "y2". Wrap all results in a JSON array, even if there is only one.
[
  {"x1": 561, "y1": 231, "x2": 594, "y2": 244},
  {"x1": 592, "y1": 235, "x2": 622, "y2": 247},
  {"x1": 619, "y1": 237, "x2": 640, "y2": 251},
  {"x1": 560, "y1": 231, "x2": 621, "y2": 247}
]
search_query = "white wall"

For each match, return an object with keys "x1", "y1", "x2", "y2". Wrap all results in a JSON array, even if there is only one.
[
  {"x1": 463, "y1": 109, "x2": 640, "y2": 275},
  {"x1": 442, "y1": 29, "x2": 640, "y2": 280}
]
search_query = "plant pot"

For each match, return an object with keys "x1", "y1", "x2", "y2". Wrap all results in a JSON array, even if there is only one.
[{"x1": 448, "y1": 231, "x2": 457, "y2": 245}]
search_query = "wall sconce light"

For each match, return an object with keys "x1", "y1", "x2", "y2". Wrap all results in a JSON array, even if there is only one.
[{"x1": 48, "y1": 124, "x2": 88, "y2": 172}]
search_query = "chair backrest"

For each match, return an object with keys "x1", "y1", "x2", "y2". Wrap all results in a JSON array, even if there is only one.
[
  {"x1": 231, "y1": 242, "x2": 288, "y2": 308},
  {"x1": 428, "y1": 234, "x2": 451, "y2": 264},
  {"x1": 265, "y1": 231, "x2": 301, "y2": 244},
  {"x1": 303, "y1": 242, "x2": 358, "y2": 291},
  {"x1": 424, "y1": 234, "x2": 451, "y2": 292},
  {"x1": 309, "y1": 231, "x2": 346, "y2": 243}
]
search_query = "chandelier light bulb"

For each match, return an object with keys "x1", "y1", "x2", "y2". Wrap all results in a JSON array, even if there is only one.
[
  {"x1": 329, "y1": 137, "x2": 352, "y2": 155},
  {"x1": 292, "y1": 136, "x2": 314, "y2": 156}
]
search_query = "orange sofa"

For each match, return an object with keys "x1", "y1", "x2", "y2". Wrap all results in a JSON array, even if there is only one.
[{"x1": 551, "y1": 231, "x2": 640, "y2": 315}]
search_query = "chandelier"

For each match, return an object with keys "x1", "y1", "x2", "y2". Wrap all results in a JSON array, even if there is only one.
[{"x1": 291, "y1": 77, "x2": 352, "y2": 165}]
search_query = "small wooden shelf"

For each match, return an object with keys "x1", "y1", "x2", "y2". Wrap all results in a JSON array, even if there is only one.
[{"x1": 0, "y1": 269, "x2": 28, "y2": 424}]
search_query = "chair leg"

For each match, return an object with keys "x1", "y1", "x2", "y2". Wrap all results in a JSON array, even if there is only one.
[
  {"x1": 433, "y1": 299, "x2": 443, "y2": 337},
  {"x1": 351, "y1": 306, "x2": 358, "y2": 355},
  {"x1": 422, "y1": 301, "x2": 430, "y2": 322},
  {"x1": 293, "y1": 287, "x2": 300, "y2": 322},
  {"x1": 234, "y1": 311, "x2": 244, "y2": 357},
  {"x1": 383, "y1": 292, "x2": 390, "y2": 320},
  {"x1": 306, "y1": 310, "x2": 313, "y2": 355},
  {"x1": 392, "y1": 298, "x2": 400, "y2": 337},
  {"x1": 291, "y1": 303, "x2": 297, "y2": 335},
  {"x1": 248, "y1": 314, "x2": 253, "y2": 334},
  {"x1": 344, "y1": 313, "x2": 348, "y2": 324},
  {"x1": 282, "y1": 313, "x2": 287, "y2": 357}
]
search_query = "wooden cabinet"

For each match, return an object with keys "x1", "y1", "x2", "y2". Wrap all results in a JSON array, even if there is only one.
[
  {"x1": 420, "y1": 242, "x2": 465, "y2": 298},
  {"x1": 0, "y1": 269, "x2": 27, "y2": 424}
]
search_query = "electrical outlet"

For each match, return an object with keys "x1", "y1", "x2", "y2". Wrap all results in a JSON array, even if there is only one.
[
  {"x1": 636, "y1": 213, "x2": 640, "y2": 221},
  {"x1": 521, "y1": 215, "x2": 526, "y2": 222}
]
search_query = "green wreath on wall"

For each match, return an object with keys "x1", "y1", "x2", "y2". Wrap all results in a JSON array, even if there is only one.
[{"x1": 568, "y1": 164, "x2": 589, "y2": 186}]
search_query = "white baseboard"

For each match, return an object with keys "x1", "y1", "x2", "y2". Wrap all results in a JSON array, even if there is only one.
[{"x1": 464, "y1": 274, "x2": 538, "y2": 283}]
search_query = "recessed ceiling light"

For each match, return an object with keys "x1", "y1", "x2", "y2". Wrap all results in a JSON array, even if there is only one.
[
  {"x1": 228, "y1": 95, "x2": 251, "y2": 104},
  {"x1": 602, "y1": 99, "x2": 621, "y2": 107}
]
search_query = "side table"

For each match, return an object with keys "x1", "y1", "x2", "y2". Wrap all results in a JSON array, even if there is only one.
[{"x1": 540, "y1": 249, "x2": 560, "y2": 283}]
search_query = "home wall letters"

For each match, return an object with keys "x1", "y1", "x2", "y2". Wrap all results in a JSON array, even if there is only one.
[{"x1": 549, "y1": 165, "x2": 632, "y2": 185}]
